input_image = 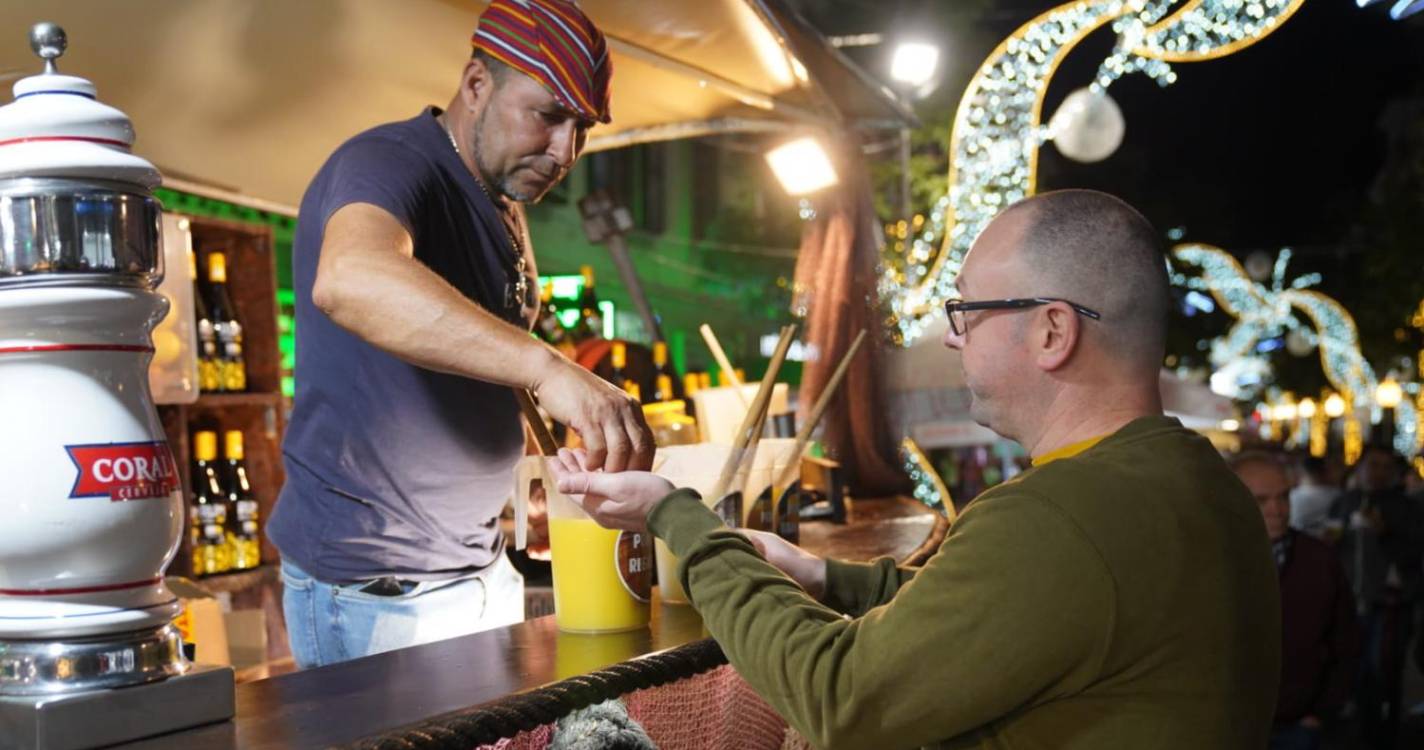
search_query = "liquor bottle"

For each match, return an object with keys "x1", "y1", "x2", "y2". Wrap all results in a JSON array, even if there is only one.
[
  {"x1": 652, "y1": 341, "x2": 677, "y2": 388},
  {"x1": 682, "y1": 372, "x2": 701, "y2": 418},
  {"x1": 698, "y1": 372, "x2": 712, "y2": 390},
  {"x1": 609, "y1": 341, "x2": 629, "y2": 390},
  {"x1": 623, "y1": 380, "x2": 642, "y2": 402},
  {"x1": 571, "y1": 265, "x2": 603, "y2": 341},
  {"x1": 224, "y1": 430, "x2": 262, "y2": 571},
  {"x1": 206, "y1": 252, "x2": 247, "y2": 392},
  {"x1": 190, "y1": 430, "x2": 232, "y2": 576},
  {"x1": 191, "y1": 250, "x2": 221, "y2": 393},
  {"x1": 654, "y1": 374, "x2": 674, "y2": 403},
  {"x1": 536, "y1": 281, "x2": 575, "y2": 356}
]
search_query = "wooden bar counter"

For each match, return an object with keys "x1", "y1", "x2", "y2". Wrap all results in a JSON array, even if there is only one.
[{"x1": 117, "y1": 497, "x2": 946, "y2": 749}]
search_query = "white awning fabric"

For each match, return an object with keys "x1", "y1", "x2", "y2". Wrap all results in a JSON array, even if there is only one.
[{"x1": 0, "y1": 0, "x2": 912, "y2": 208}]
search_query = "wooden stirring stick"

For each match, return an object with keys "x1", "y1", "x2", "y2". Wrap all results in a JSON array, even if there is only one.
[
  {"x1": 699, "y1": 323, "x2": 750, "y2": 408},
  {"x1": 709, "y1": 324, "x2": 796, "y2": 503},
  {"x1": 731, "y1": 325, "x2": 800, "y2": 499},
  {"x1": 515, "y1": 388, "x2": 559, "y2": 456},
  {"x1": 771, "y1": 329, "x2": 867, "y2": 489}
]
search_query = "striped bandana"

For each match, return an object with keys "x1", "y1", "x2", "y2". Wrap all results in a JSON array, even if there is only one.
[{"x1": 471, "y1": 0, "x2": 612, "y2": 124}]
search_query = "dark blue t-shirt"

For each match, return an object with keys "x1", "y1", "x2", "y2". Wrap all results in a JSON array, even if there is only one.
[{"x1": 268, "y1": 108, "x2": 537, "y2": 584}]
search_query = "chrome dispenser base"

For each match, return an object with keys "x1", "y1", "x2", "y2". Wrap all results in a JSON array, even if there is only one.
[
  {"x1": 0, "y1": 624, "x2": 187, "y2": 695},
  {"x1": 0, "y1": 662, "x2": 233, "y2": 750}
]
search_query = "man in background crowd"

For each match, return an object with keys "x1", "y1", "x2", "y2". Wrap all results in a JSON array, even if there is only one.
[
  {"x1": 1293, "y1": 454, "x2": 1343, "y2": 540},
  {"x1": 1232, "y1": 452, "x2": 1360, "y2": 750}
]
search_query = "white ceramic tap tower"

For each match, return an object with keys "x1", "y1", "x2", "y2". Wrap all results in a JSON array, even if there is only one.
[{"x1": 0, "y1": 22, "x2": 186, "y2": 695}]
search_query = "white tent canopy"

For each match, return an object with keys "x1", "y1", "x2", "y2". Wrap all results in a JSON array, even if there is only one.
[{"x1": 0, "y1": 0, "x2": 912, "y2": 209}]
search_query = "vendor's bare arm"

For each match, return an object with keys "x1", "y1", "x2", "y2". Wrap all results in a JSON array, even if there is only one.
[{"x1": 313, "y1": 202, "x2": 654, "y2": 471}]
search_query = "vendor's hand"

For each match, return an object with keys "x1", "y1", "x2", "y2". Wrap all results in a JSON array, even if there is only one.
[
  {"x1": 533, "y1": 359, "x2": 654, "y2": 473},
  {"x1": 547, "y1": 448, "x2": 674, "y2": 532},
  {"x1": 741, "y1": 529, "x2": 827, "y2": 600}
]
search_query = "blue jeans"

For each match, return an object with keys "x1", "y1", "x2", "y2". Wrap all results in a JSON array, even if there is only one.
[{"x1": 280, "y1": 554, "x2": 524, "y2": 669}]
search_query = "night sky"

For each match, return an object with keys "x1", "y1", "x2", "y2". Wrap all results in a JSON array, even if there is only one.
[
  {"x1": 796, "y1": 0, "x2": 1422, "y2": 247},
  {"x1": 792, "y1": 0, "x2": 1424, "y2": 385}
]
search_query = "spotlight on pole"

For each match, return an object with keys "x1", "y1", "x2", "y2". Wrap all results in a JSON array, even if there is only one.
[
  {"x1": 890, "y1": 42, "x2": 940, "y2": 88},
  {"x1": 766, "y1": 137, "x2": 839, "y2": 196}
]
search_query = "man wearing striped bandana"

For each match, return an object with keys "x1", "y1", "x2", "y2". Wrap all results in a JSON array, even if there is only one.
[
  {"x1": 460, "y1": 0, "x2": 612, "y2": 203},
  {"x1": 269, "y1": 0, "x2": 650, "y2": 668}
]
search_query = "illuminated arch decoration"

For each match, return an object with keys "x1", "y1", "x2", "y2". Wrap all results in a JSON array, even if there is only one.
[
  {"x1": 880, "y1": 0, "x2": 1307, "y2": 345},
  {"x1": 1171, "y1": 243, "x2": 1421, "y2": 457}
]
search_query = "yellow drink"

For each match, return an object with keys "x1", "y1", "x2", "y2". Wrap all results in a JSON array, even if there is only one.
[
  {"x1": 555, "y1": 631, "x2": 642, "y2": 679},
  {"x1": 549, "y1": 518, "x2": 650, "y2": 633}
]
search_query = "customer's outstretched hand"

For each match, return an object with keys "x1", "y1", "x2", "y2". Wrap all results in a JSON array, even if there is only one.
[{"x1": 546, "y1": 448, "x2": 675, "y2": 532}]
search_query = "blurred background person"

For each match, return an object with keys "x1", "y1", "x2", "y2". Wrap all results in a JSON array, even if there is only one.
[
  {"x1": 1332, "y1": 444, "x2": 1424, "y2": 748},
  {"x1": 1232, "y1": 452, "x2": 1360, "y2": 750},
  {"x1": 1294, "y1": 454, "x2": 1344, "y2": 541}
]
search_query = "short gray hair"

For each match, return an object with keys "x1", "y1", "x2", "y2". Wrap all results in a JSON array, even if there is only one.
[{"x1": 1005, "y1": 190, "x2": 1170, "y2": 369}]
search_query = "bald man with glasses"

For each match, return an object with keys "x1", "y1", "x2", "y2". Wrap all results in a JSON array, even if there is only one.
[{"x1": 548, "y1": 190, "x2": 1281, "y2": 749}]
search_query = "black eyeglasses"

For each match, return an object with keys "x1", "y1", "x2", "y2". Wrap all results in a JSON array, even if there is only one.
[{"x1": 944, "y1": 297, "x2": 1101, "y2": 336}]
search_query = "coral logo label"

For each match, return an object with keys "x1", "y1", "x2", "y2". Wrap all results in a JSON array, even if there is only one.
[{"x1": 66, "y1": 441, "x2": 179, "y2": 501}]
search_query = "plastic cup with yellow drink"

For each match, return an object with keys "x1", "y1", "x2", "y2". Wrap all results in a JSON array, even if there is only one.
[
  {"x1": 652, "y1": 441, "x2": 793, "y2": 603},
  {"x1": 648, "y1": 444, "x2": 737, "y2": 605},
  {"x1": 515, "y1": 456, "x2": 651, "y2": 633}
]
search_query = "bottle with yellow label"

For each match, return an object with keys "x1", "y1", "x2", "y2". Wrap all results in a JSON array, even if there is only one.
[
  {"x1": 190, "y1": 430, "x2": 232, "y2": 576},
  {"x1": 653, "y1": 374, "x2": 674, "y2": 403},
  {"x1": 682, "y1": 373, "x2": 701, "y2": 419},
  {"x1": 536, "y1": 281, "x2": 576, "y2": 357},
  {"x1": 571, "y1": 265, "x2": 603, "y2": 341},
  {"x1": 191, "y1": 250, "x2": 221, "y2": 392},
  {"x1": 223, "y1": 430, "x2": 261, "y2": 571},
  {"x1": 206, "y1": 252, "x2": 247, "y2": 392},
  {"x1": 652, "y1": 342, "x2": 677, "y2": 401},
  {"x1": 609, "y1": 341, "x2": 628, "y2": 391}
]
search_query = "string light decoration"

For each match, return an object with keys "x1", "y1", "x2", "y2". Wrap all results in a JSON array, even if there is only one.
[
  {"x1": 1345, "y1": 400, "x2": 1364, "y2": 465},
  {"x1": 900, "y1": 438, "x2": 956, "y2": 520},
  {"x1": 1310, "y1": 399, "x2": 1328, "y2": 458},
  {"x1": 1412, "y1": 302, "x2": 1424, "y2": 440},
  {"x1": 1171, "y1": 243, "x2": 1421, "y2": 458},
  {"x1": 879, "y1": 0, "x2": 1307, "y2": 345}
]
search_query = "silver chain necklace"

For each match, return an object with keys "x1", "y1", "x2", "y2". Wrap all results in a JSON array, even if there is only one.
[{"x1": 442, "y1": 118, "x2": 531, "y2": 315}]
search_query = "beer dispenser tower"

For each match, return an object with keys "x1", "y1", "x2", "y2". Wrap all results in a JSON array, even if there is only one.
[{"x1": 0, "y1": 23, "x2": 234, "y2": 749}]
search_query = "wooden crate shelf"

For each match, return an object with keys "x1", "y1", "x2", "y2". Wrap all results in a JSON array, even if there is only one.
[
  {"x1": 158, "y1": 213, "x2": 289, "y2": 665},
  {"x1": 193, "y1": 392, "x2": 285, "y2": 408}
]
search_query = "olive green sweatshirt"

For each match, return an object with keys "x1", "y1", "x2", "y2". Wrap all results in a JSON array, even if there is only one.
[{"x1": 648, "y1": 416, "x2": 1280, "y2": 750}]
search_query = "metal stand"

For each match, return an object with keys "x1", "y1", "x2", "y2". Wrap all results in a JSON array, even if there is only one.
[
  {"x1": 0, "y1": 625, "x2": 234, "y2": 749},
  {"x1": 0, "y1": 664, "x2": 233, "y2": 750}
]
